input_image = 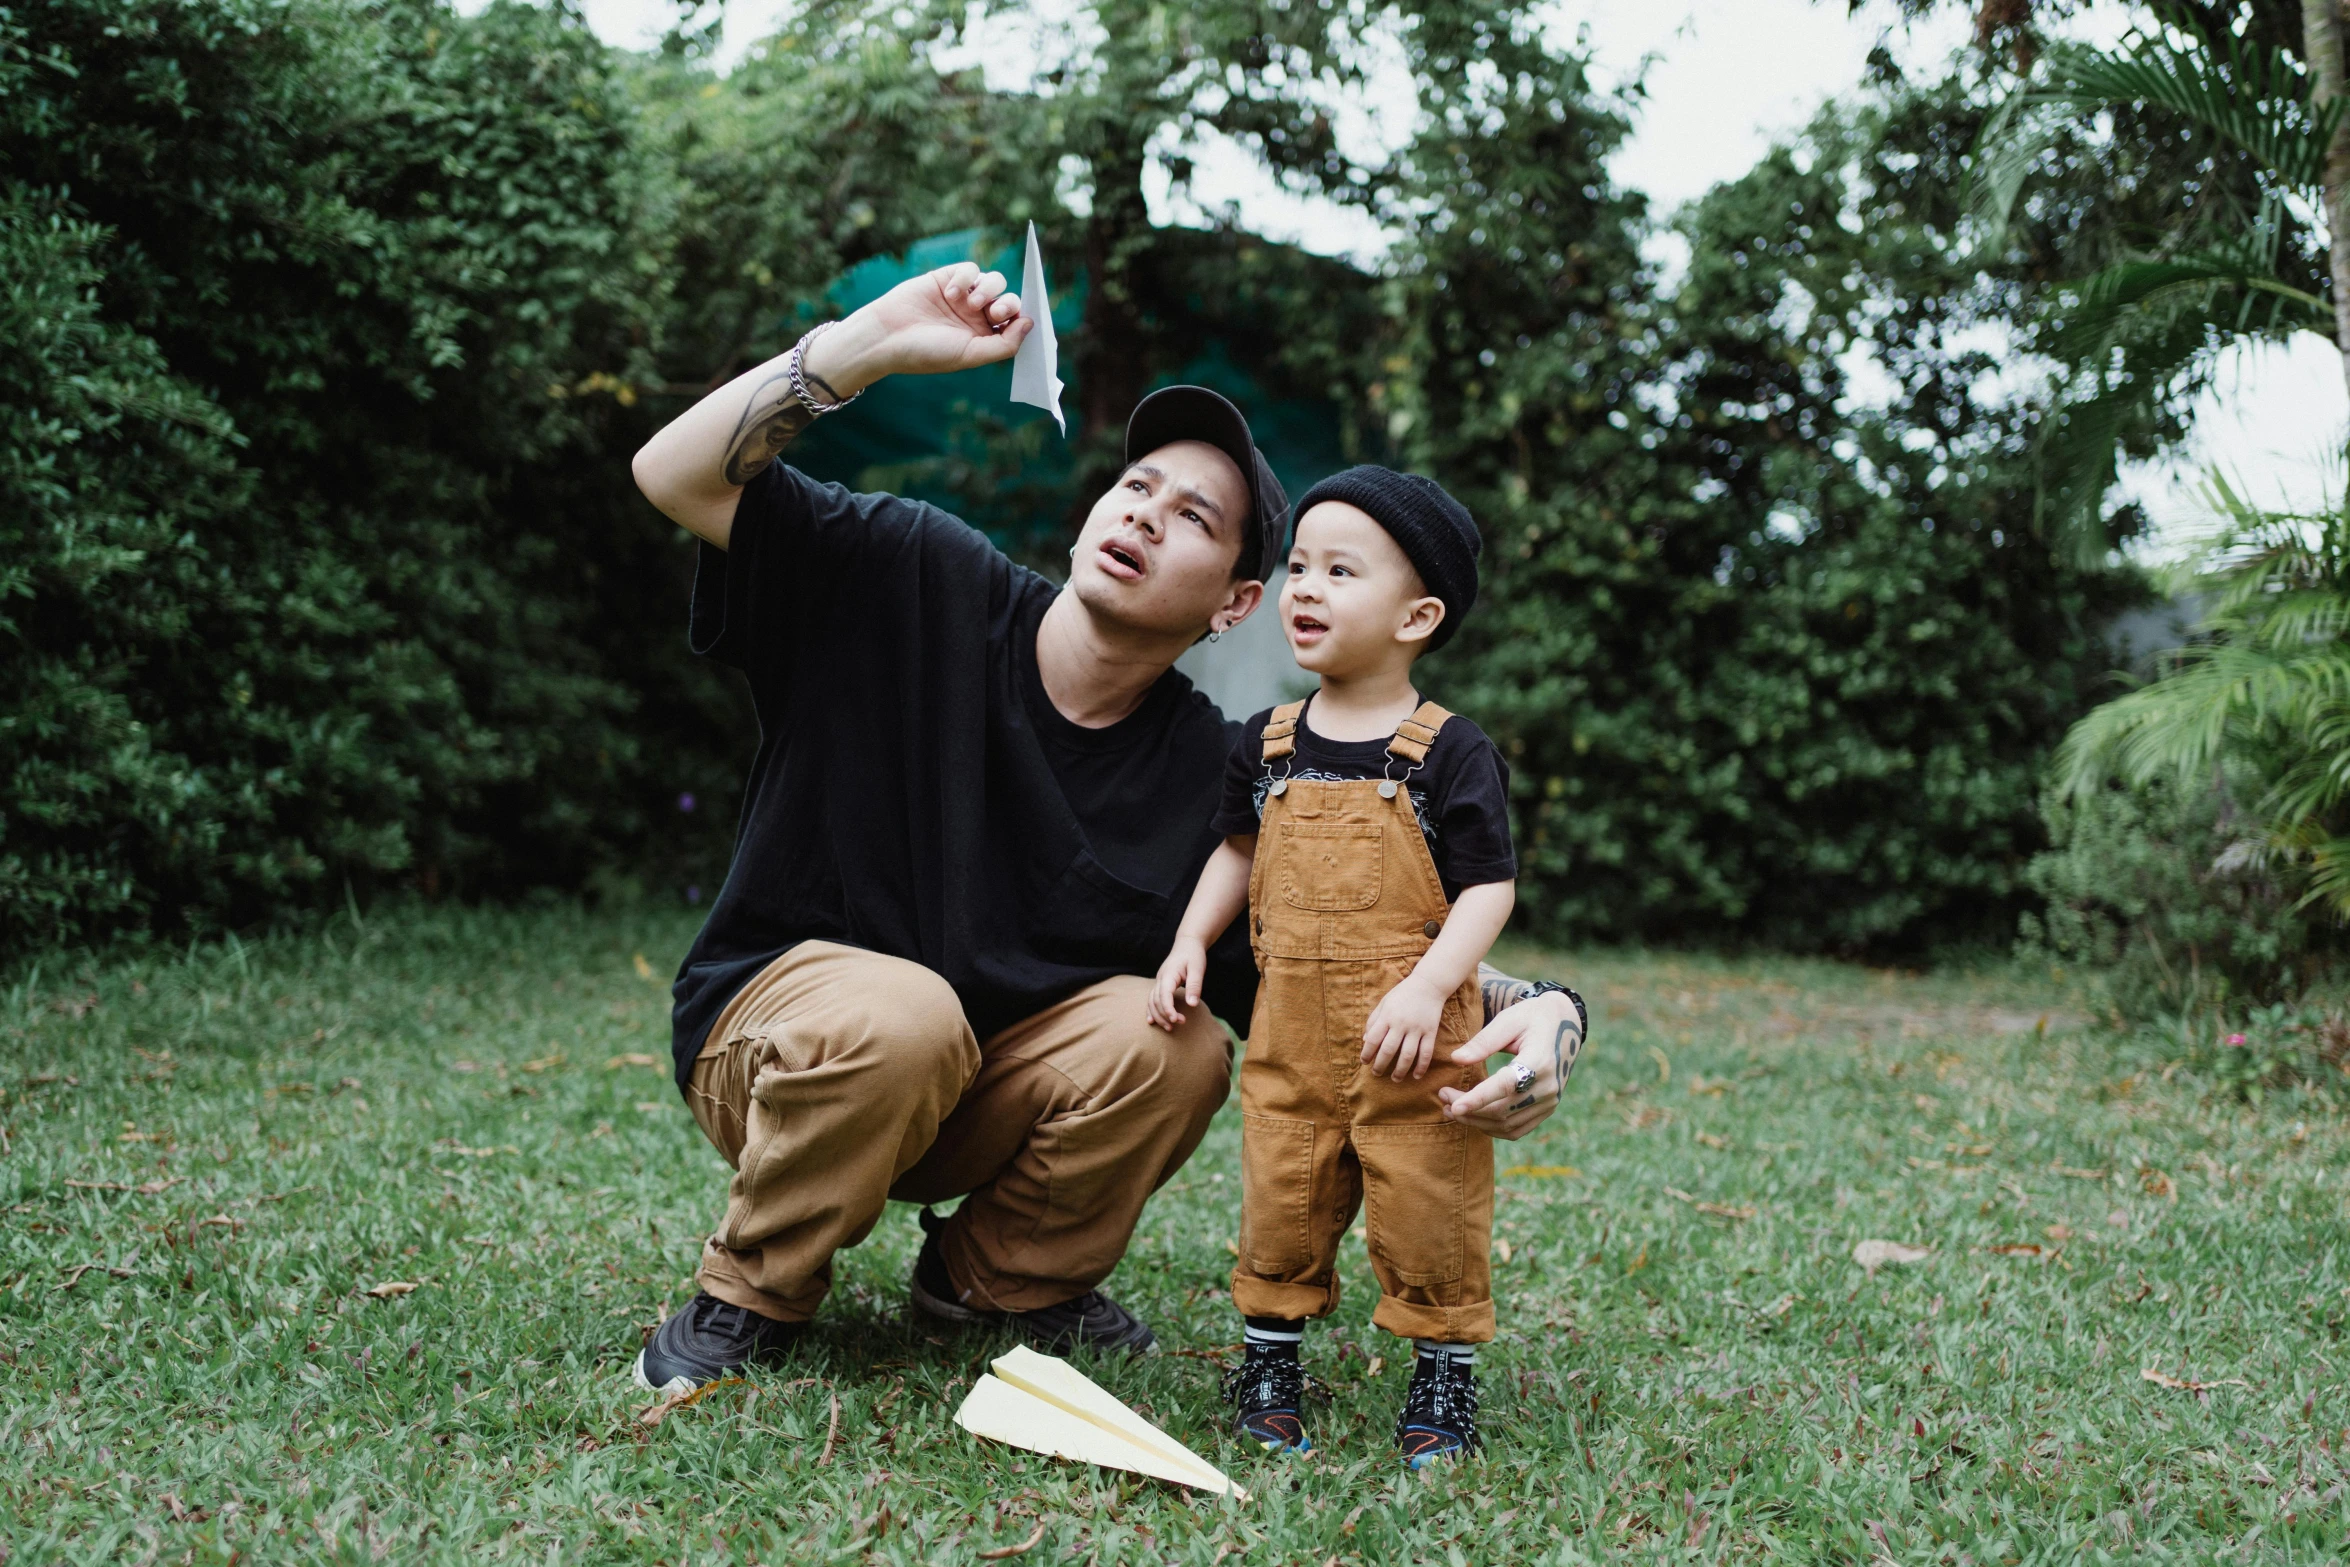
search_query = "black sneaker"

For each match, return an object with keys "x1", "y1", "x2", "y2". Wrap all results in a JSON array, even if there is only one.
[
  {"x1": 1220, "y1": 1348, "x2": 1313, "y2": 1453},
  {"x1": 1395, "y1": 1351, "x2": 1480, "y2": 1468},
  {"x1": 631, "y1": 1291, "x2": 806, "y2": 1397},
  {"x1": 908, "y1": 1206, "x2": 1157, "y2": 1355}
]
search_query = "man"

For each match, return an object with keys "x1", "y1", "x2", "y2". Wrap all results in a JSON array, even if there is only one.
[{"x1": 628, "y1": 259, "x2": 1585, "y2": 1394}]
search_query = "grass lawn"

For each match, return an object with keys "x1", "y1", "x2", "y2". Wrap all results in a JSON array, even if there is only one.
[{"x1": 5, "y1": 905, "x2": 2348, "y2": 1563}]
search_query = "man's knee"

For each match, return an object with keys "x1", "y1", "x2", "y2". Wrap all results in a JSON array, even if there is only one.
[
  {"x1": 753, "y1": 947, "x2": 978, "y2": 1101},
  {"x1": 1096, "y1": 977, "x2": 1231, "y2": 1121}
]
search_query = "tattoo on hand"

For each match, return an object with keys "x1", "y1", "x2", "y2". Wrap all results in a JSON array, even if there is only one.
[
  {"x1": 720, "y1": 373, "x2": 814, "y2": 485},
  {"x1": 1549, "y1": 1018, "x2": 1583, "y2": 1104}
]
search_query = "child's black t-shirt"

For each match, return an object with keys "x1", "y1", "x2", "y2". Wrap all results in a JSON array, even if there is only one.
[{"x1": 1211, "y1": 696, "x2": 1517, "y2": 901}]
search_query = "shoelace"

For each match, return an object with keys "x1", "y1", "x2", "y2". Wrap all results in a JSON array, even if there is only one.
[
  {"x1": 1220, "y1": 1355, "x2": 1328, "y2": 1411},
  {"x1": 1398, "y1": 1358, "x2": 1479, "y2": 1446}
]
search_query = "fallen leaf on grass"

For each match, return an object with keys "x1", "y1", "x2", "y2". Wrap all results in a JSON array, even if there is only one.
[
  {"x1": 434, "y1": 1141, "x2": 519, "y2": 1158},
  {"x1": 1665, "y1": 1187, "x2": 1756, "y2": 1221},
  {"x1": 976, "y1": 1522, "x2": 1049, "y2": 1560},
  {"x1": 1504, "y1": 1165, "x2": 1581, "y2": 1179},
  {"x1": 363, "y1": 1280, "x2": 421, "y2": 1298},
  {"x1": 1365, "y1": 1355, "x2": 1385, "y2": 1378},
  {"x1": 1495, "y1": 1238, "x2": 1514, "y2": 1263},
  {"x1": 64, "y1": 1177, "x2": 182, "y2": 1195},
  {"x1": 450, "y1": 1061, "x2": 482, "y2": 1074},
  {"x1": 1647, "y1": 1046, "x2": 1671, "y2": 1083},
  {"x1": 2139, "y1": 1167, "x2": 2175, "y2": 1201},
  {"x1": 632, "y1": 952, "x2": 658, "y2": 982},
  {"x1": 1852, "y1": 1240, "x2": 1933, "y2": 1275},
  {"x1": 60, "y1": 1256, "x2": 139, "y2": 1289},
  {"x1": 606, "y1": 1053, "x2": 662, "y2": 1070},
  {"x1": 1986, "y1": 1244, "x2": 2043, "y2": 1257},
  {"x1": 522, "y1": 1052, "x2": 565, "y2": 1073},
  {"x1": 2141, "y1": 1367, "x2": 2247, "y2": 1395},
  {"x1": 1693, "y1": 1131, "x2": 1730, "y2": 1149},
  {"x1": 2044, "y1": 1224, "x2": 2074, "y2": 1243},
  {"x1": 636, "y1": 1374, "x2": 743, "y2": 1427},
  {"x1": 2050, "y1": 1164, "x2": 2108, "y2": 1181}
]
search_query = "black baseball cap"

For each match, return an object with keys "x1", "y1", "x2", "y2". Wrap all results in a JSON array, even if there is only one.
[{"x1": 1124, "y1": 385, "x2": 1289, "y2": 582}]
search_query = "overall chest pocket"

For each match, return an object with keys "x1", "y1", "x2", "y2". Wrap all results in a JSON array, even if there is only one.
[{"x1": 1276, "y1": 823, "x2": 1386, "y2": 911}]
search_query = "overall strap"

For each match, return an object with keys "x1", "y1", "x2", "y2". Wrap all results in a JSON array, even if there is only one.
[
  {"x1": 1385, "y1": 700, "x2": 1453, "y2": 768},
  {"x1": 1260, "y1": 700, "x2": 1309, "y2": 764}
]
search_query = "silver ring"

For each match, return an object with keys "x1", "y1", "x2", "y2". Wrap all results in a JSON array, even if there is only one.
[{"x1": 1512, "y1": 1062, "x2": 1536, "y2": 1093}]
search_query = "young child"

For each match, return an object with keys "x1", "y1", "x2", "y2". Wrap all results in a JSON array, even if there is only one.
[{"x1": 1148, "y1": 465, "x2": 1517, "y2": 1468}]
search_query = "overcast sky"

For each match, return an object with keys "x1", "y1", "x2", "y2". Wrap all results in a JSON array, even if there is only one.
[{"x1": 544, "y1": 0, "x2": 2345, "y2": 546}]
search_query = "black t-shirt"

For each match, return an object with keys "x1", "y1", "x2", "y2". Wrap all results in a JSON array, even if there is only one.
[
  {"x1": 669, "y1": 464, "x2": 1256, "y2": 1089},
  {"x1": 1211, "y1": 696, "x2": 1517, "y2": 901}
]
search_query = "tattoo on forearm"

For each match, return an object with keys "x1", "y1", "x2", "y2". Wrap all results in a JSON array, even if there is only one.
[
  {"x1": 1478, "y1": 963, "x2": 1534, "y2": 1026},
  {"x1": 720, "y1": 373, "x2": 815, "y2": 485}
]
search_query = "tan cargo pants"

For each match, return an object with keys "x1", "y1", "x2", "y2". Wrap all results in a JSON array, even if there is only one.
[
  {"x1": 685, "y1": 941, "x2": 1232, "y2": 1322},
  {"x1": 1231, "y1": 700, "x2": 1496, "y2": 1344}
]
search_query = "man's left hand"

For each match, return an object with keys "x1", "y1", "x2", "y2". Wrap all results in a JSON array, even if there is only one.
[{"x1": 1437, "y1": 989, "x2": 1584, "y2": 1141}]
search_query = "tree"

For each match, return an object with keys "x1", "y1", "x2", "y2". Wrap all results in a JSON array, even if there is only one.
[{"x1": 1964, "y1": 0, "x2": 2350, "y2": 552}]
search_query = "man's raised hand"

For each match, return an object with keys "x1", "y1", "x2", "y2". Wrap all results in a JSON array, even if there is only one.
[{"x1": 807, "y1": 263, "x2": 1032, "y2": 394}]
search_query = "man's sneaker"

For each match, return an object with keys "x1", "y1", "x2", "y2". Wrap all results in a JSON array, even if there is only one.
[
  {"x1": 631, "y1": 1291, "x2": 806, "y2": 1397},
  {"x1": 1394, "y1": 1350, "x2": 1480, "y2": 1468},
  {"x1": 909, "y1": 1206, "x2": 1158, "y2": 1355},
  {"x1": 1220, "y1": 1349, "x2": 1313, "y2": 1453}
]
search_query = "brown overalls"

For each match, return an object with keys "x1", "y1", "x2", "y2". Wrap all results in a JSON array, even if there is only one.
[{"x1": 1230, "y1": 699, "x2": 1496, "y2": 1344}]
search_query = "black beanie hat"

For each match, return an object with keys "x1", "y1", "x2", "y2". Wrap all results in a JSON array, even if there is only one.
[{"x1": 1290, "y1": 465, "x2": 1482, "y2": 651}]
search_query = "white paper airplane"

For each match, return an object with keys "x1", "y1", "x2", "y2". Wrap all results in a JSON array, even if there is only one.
[
  {"x1": 1008, "y1": 222, "x2": 1066, "y2": 434},
  {"x1": 954, "y1": 1344, "x2": 1242, "y2": 1497}
]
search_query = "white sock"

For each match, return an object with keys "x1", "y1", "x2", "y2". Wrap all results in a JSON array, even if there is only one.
[
  {"x1": 1413, "y1": 1339, "x2": 1475, "y2": 1366},
  {"x1": 1244, "y1": 1320, "x2": 1304, "y2": 1352}
]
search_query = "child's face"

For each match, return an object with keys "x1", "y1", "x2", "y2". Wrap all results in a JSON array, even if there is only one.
[{"x1": 1279, "y1": 502, "x2": 1444, "y2": 678}]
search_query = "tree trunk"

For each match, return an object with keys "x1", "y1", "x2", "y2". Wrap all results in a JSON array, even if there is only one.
[{"x1": 2307, "y1": 0, "x2": 2350, "y2": 402}]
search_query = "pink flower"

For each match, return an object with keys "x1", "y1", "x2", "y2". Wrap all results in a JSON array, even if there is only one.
[{"x1": 2224, "y1": 1033, "x2": 2248, "y2": 1047}]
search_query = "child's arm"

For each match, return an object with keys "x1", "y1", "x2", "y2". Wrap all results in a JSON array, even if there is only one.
[
  {"x1": 1147, "y1": 835, "x2": 1256, "y2": 1031},
  {"x1": 1362, "y1": 879, "x2": 1516, "y2": 1079}
]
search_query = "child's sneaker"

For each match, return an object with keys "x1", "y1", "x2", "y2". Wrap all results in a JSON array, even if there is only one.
[
  {"x1": 1221, "y1": 1347, "x2": 1313, "y2": 1453},
  {"x1": 1395, "y1": 1348, "x2": 1480, "y2": 1468}
]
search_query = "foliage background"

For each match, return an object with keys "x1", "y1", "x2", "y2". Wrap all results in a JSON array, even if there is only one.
[{"x1": 5, "y1": 0, "x2": 2167, "y2": 963}]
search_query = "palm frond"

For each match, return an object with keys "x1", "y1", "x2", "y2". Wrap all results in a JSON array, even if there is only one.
[
  {"x1": 2049, "y1": 205, "x2": 2329, "y2": 364},
  {"x1": 2027, "y1": 198, "x2": 2329, "y2": 561},
  {"x1": 1965, "y1": 19, "x2": 2340, "y2": 245},
  {"x1": 2029, "y1": 28, "x2": 2339, "y2": 191},
  {"x1": 2060, "y1": 483, "x2": 2350, "y2": 918}
]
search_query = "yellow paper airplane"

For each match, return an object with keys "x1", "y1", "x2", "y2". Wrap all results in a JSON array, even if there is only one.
[{"x1": 953, "y1": 1345, "x2": 1244, "y2": 1497}]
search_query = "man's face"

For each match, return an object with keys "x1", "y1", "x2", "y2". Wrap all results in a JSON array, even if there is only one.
[{"x1": 1068, "y1": 439, "x2": 1259, "y2": 638}]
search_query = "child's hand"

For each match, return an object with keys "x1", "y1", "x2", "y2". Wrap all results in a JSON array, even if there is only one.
[
  {"x1": 1149, "y1": 936, "x2": 1210, "y2": 1031},
  {"x1": 1363, "y1": 974, "x2": 1447, "y2": 1079}
]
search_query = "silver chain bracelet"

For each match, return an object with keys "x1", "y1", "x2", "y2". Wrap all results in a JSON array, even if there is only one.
[{"x1": 786, "y1": 321, "x2": 863, "y2": 417}]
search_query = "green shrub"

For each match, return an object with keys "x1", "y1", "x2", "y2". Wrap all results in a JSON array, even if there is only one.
[
  {"x1": 2018, "y1": 776, "x2": 2345, "y2": 1027},
  {"x1": 1, "y1": 0, "x2": 696, "y2": 953}
]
